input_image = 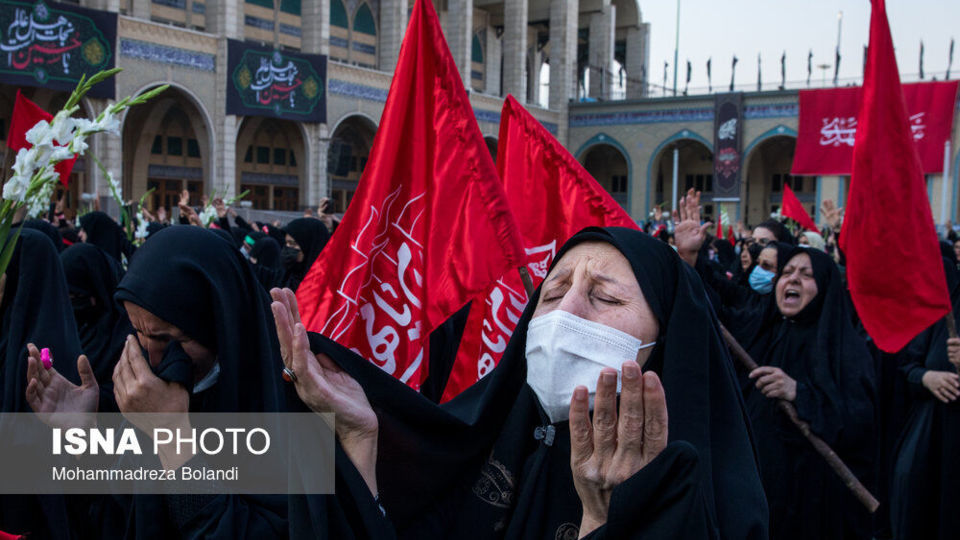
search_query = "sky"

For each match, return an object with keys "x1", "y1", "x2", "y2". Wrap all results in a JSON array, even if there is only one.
[{"x1": 637, "y1": 0, "x2": 960, "y2": 95}]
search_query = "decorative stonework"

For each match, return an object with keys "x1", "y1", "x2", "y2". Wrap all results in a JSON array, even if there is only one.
[
  {"x1": 570, "y1": 108, "x2": 714, "y2": 127},
  {"x1": 329, "y1": 78, "x2": 388, "y2": 102},
  {"x1": 147, "y1": 164, "x2": 204, "y2": 179},
  {"x1": 744, "y1": 104, "x2": 798, "y2": 119},
  {"x1": 241, "y1": 171, "x2": 299, "y2": 186},
  {"x1": 120, "y1": 39, "x2": 216, "y2": 71}
]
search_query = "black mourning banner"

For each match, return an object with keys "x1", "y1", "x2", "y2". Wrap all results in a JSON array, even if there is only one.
[
  {"x1": 0, "y1": 0, "x2": 117, "y2": 99},
  {"x1": 227, "y1": 39, "x2": 326, "y2": 123},
  {"x1": 712, "y1": 93, "x2": 744, "y2": 199}
]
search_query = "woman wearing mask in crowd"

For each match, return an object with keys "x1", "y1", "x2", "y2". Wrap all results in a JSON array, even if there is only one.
[
  {"x1": 272, "y1": 226, "x2": 768, "y2": 539},
  {"x1": 742, "y1": 247, "x2": 875, "y2": 539},
  {"x1": 281, "y1": 218, "x2": 330, "y2": 292}
]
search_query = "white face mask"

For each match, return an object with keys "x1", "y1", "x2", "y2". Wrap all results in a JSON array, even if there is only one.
[{"x1": 524, "y1": 310, "x2": 656, "y2": 424}]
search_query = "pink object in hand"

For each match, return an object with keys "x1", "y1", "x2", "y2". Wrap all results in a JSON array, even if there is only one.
[{"x1": 40, "y1": 348, "x2": 52, "y2": 370}]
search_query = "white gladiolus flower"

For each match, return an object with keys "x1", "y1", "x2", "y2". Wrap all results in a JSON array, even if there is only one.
[
  {"x1": 69, "y1": 132, "x2": 89, "y2": 155},
  {"x1": 11, "y1": 147, "x2": 37, "y2": 179},
  {"x1": 2, "y1": 175, "x2": 28, "y2": 201},
  {"x1": 97, "y1": 108, "x2": 121, "y2": 136},
  {"x1": 50, "y1": 145, "x2": 75, "y2": 163},
  {"x1": 48, "y1": 111, "x2": 77, "y2": 145},
  {"x1": 135, "y1": 218, "x2": 150, "y2": 240},
  {"x1": 73, "y1": 118, "x2": 97, "y2": 135},
  {"x1": 106, "y1": 170, "x2": 122, "y2": 201},
  {"x1": 199, "y1": 205, "x2": 218, "y2": 226},
  {"x1": 26, "y1": 179, "x2": 54, "y2": 218},
  {"x1": 25, "y1": 120, "x2": 54, "y2": 147}
]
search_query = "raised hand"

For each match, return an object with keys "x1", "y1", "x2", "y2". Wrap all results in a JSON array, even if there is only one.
[
  {"x1": 25, "y1": 343, "x2": 99, "y2": 430},
  {"x1": 157, "y1": 206, "x2": 167, "y2": 223},
  {"x1": 213, "y1": 197, "x2": 228, "y2": 219},
  {"x1": 672, "y1": 188, "x2": 711, "y2": 266},
  {"x1": 569, "y1": 362, "x2": 668, "y2": 537},
  {"x1": 270, "y1": 288, "x2": 379, "y2": 496}
]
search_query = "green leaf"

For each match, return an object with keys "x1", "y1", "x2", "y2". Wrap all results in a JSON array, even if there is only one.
[{"x1": 0, "y1": 226, "x2": 23, "y2": 280}]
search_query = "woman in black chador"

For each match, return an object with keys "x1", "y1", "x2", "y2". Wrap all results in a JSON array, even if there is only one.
[
  {"x1": 272, "y1": 227, "x2": 769, "y2": 539},
  {"x1": 741, "y1": 246, "x2": 876, "y2": 540},
  {"x1": 889, "y1": 257, "x2": 960, "y2": 540}
]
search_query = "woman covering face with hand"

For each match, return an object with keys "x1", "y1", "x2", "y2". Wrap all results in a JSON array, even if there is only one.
[{"x1": 273, "y1": 227, "x2": 767, "y2": 539}]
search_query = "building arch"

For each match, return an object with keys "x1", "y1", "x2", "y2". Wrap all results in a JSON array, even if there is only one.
[
  {"x1": 328, "y1": 114, "x2": 378, "y2": 213},
  {"x1": 644, "y1": 129, "x2": 713, "y2": 216},
  {"x1": 575, "y1": 133, "x2": 633, "y2": 212}
]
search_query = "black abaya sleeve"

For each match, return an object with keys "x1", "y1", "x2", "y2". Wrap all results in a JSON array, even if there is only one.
[{"x1": 583, "y1": 441, "x2": 718, "y2": 540}]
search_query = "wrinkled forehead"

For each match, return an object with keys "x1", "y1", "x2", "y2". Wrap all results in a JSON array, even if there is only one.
[
  {"x1": 546, "y1": 241, "x2": 636, "y2": 285},
  {"x1": 123, "y1": 301, "x2": 184, "y2": 338}
]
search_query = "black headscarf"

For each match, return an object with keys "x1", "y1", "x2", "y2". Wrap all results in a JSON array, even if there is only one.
[
  {"x1": 282, "y1": 218, "x2": 329, "y2": 291},
  {"x1": 713, "y1": 237, "x2": 736, "y2": 270},
  {"x1": 59, "y1": 243, "x2": 131, "y2": 387},
  {"x1": 0, "y1": 229, "x2": 82, "y2": 538},
  {"x1": 755, "y1": 219, "x2": 795, "y2": 245},
  {"x1": 293, "y1": 227, "x2": 768, "y2": 539},
  {"x1": 79, "y1": 211, "x2": 135, "y2": 262},
  {"x1": 743, "y1": 246, "x2": 875, "y2": 540},
  {"x1": 114, "y1": 226, "x2": 285, "y2": 412},
  {"x1": 21, "y1": 219, "x2": 65, "y2": 252},
  {"x1": 106, "y1": 226, "x2": 287, "y2": 538}
]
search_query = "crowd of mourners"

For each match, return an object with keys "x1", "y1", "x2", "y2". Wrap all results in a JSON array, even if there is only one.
[{"x1": 0, "y1": 187, "x2": 955, "y2": 540}]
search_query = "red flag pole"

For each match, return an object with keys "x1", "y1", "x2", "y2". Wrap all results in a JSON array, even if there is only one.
[{"x1": 717, "y1": 322, "x2": 880, "y2": 513}]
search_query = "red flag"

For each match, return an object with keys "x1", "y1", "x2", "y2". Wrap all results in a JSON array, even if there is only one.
[
  {"x1": 295, "y1": 0, "x2": 525, "y2": 388},
  {"x1": 440, "y1": 95, "x2": 638, "y2": 401},
  {"x1": 781, "y1": 183, "x2": 819, "y2": 233},
  {"x1": 717, "y1": 209, "x2": 725, "y2": 240},
  {"x1": 727, "y1": 225, "x2": 735, "y2": 246},
  {"x1": 7, "y1": 90, "x2": 77, "y2": 187},
  {"x1": 840, "y1": 0, "x2": 950, "y2": 353}
]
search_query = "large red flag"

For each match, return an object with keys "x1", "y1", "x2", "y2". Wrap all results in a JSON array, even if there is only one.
[
  {"x1": 7, "y1": 90, "x2": 77, "y2": 187},
  {"x1": 440, "y1": 95, "x2": 638, "y2": 401},
  {"x1": 840, "y1": 0, "x2": 950, "y2": 353},
  {"x1": 781, "y1": 183, "x2": 819, "y2": 233},
  {"x1": 295, "y1": 0, "x2": 525, "y2": 388}
]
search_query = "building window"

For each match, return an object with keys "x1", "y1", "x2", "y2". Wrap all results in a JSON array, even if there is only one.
[
  {"x1": 611, "y1": 175, "x2": 627, "y2": 194},
  {"x1": 151, "y1": 135, "x2": 163, "y2": 154},
  {"x1": 257, "y1": 146, "x2": 270, "y2": 164},
  {"x1": 353, "y1": 3, "x2": 376, "y2": 35},
  {"x1": 244, "y1": 146, "x2": 253, "y2": 163},
  {"x1": 187, "y1": 138, "x2": 200, "y2": 158},
  {"x1": 274, "y1": 148, "x2": 286, "y2": 165},
  {"x1": 167, "y1": 136, "x2": 183, "y2": 156},
  {"x1": 289, "y1": 151, "x2": 296, "y2": 166},
  {"x1": 330, "y1": 0, "x2": 347, "y2": 28},
  {"x1": 472, "y1": 34, "x2": 484, "y2": 63},
  {"x1": 279, "y1": 0, "x2": 299, "y2": 15}
]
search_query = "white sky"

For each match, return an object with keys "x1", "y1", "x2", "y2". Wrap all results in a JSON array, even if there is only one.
[{"x1": 638, "y1": 0, "x2": 960, "y2": 94}]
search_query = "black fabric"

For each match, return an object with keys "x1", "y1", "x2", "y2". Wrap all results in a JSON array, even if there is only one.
[
  {"x1": 22, "y1": 219, "x2": 65, "y2": 252},
  {"x1": 59, "y1": 244, "x2": 131, "y2": 389},
  {"x1": 0, "y1": 229, "x2": 83, "y2": 539},
  {"x1": 742, "y1": 246, "x2": 876, "y2": 540},
  {"x1": 421, "y1": 301, "x2": 472, "y2": 404},
  {"x1": 292, "y1": 226, "x2": 768, "y2": 539},
  {"x1": 755, "y1": 219, "x2": 795, "y2": 245},
  {"x1": 251, "y1": 237, "x2": 282, "y2": 269},
  {"x1": 889, "y1": 257, "x2": 960, "y2": 540},
  {"x1": 79, "y1": 212, "x2": 135, "y2": 262},
  {"x1": 282, "y1": 218, "x2": 329, "y2": 291},
  {"x1": 104, "y1": 225, "x2": 287, "y2": 539},
  {"x1": 713, "y1": 237, "x2": 736, "y2": 269}
]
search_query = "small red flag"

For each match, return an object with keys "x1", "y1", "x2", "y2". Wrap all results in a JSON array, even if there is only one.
[
  {"x1": 781, "y1": 183, "x2": 819, "y2": 233},
  {"x1": 727, "y1": 225, "x2": 735, "y2": 246},
  {"x1": 295, "y1": 0, "x2": 525, "y2": 387},
  {"x1": 7, "y1": 90, "x2": 77, "y2": 187},
  {"x1": 440, "y1": 95, "x2": 638, "y2": 401},
  {"x1": 840, "y1": 0, "x2": 951, "y2": 353}
]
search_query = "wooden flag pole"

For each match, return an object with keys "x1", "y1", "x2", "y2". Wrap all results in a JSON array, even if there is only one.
[
  {"x1": 717, "y1": 322, "x2": 880, "y2": 513},
  {"x1": 518, "y1": 266, "x2": 536, "y2": 297},
  {"x1": 945, "y1": 309, "x2": 959, "y2": 374}
]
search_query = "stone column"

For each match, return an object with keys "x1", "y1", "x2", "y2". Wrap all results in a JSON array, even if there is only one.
[
  {"x1": 81, "y1": 0, "x2": 121, "y2": 12},
  {"x1": 301, "y1": 0, "x2": 329, "y2": 56},
  {"x1": 502, "y1": 0, "x2": 527, "y2": 102},
  {"x1": 588, "y1": 4, "x2": 615, "y2": 100},
  {"x1": 379, "y1": 0, "x2": 408, "y2": 73},
  {"x1": 129, "y1": 0, "x2": 150, "y2": 19},
  {"x1": 206, "y1": 0, "x2": 243, "y2": 39},
  {"x1": 484, "y1": 28, "x2": 502, "y2": 96},
  {"x1": 625, "y1": 23, "x2": 649, "y2": 99},
  {"x1": 548, "y1": 0, "x2": 577, "y2": 110},
  {"x1": 301, "y1": 123, "x2": 329, "y2": 208},
  {"x1": 446, "y1": 0, "x2": 474, "y2": 89}
]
